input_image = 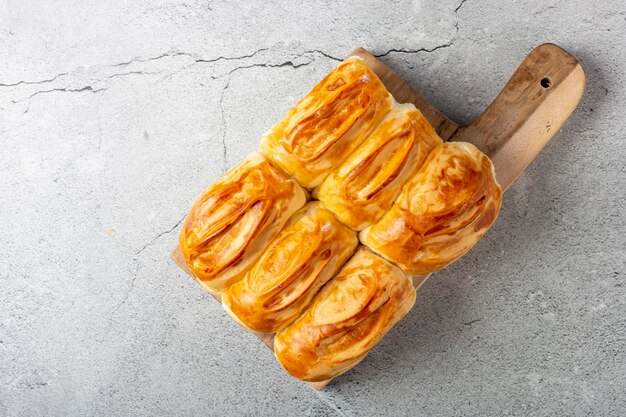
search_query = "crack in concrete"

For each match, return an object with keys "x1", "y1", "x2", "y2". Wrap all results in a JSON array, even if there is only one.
[
  {"x1": 0, "y1": 49, "x2": 267, "y2": 95},
  {"x1": 374, "y1": 43, "x2": 454, "y2": 58},
  {"x1": 222, "y1": 57, "x2": 316, "y2": 78},
  {"x1": 134, "y1": 214, "x2": 186, "y2": 258},
  {"x1": 193, "y1": 49, "x2": 338, "y2": 81},
  {"x1": 463, "y1": 318, "x2": 482, "y2": 326},
  {"x1": 453, "y1": 0, "x2": 470, "y2": 32},
  {"x1": 375, "y1": 0, "x2": 470, "y2": 59},
  {"x1": 15, "y1": 85, "x2": 105, "y2": 104},
  {"x1": 454, "y1": 0, "x2": 469, "y2": 13},
  {"x1": 215, "y1": 48, "x2": 330, "y2": 81},
  {"x1": 109, "y1": 51, "x2": 193, "y2": 68},
  {"x1": 112, "y1": 216, "x2": 187, "y2": 317},
  {"x1": 304, "y1": 49, "x2": 342, "y2": 62},
  {"x1": 192, "y1": 47, "x2": 339, "y2": 70},
  {"x1": 192, "y1": 47, "x2": 269, "y2": 66},
  {"x1": 15, "y1": 86, "x2": 106, "y2": 113},
  {"x1": 154, "y1": 48, "x2": 275, "y2": 84},
  {"x1": 2, "y1": 46, "x2": 340, "y2": 92},
  {"x1": 215, "y1": 51, "x2": 317, "y2": 171},
  {"x1": 111, "y1": 263, "x2": 140, "y2": 317},
  {"x1": 2, "y1": 46, "x2": 341, "y2": 110},
  {"x1": 0, "y1": 53, "x2": 192, "y2": 88},
  {"x1": 165, "y1": 47, "x2": 273, "y2": 80},
  {"x1": 6, "y1": 69, "x2": 161, "y2": 112},
  {"x1": 106, "y1": 70, "x2": 162, "y2": 80},
  {"x1": 114, "y1": 217, "x2": 186, "y2": 318},
  {"x1": 0, "y1": 72, "x2": 69, "y2": 88}
]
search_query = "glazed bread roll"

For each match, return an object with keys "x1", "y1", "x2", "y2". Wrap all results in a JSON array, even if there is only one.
[
  {"x1": 360, "y1": 142, "x2": 502, "y2": 275},
  {"x1": 274, "y1": 247, "x2": 416, "y2": 382},
  {"x1": 222, "y1": 202, "x2": 358, "y2": 333},
  {"x1": 259, "y1": 57, "x2": 393, "y2": 189},
  {"x1": 315, "y1": 104, "x2": 442, "y2": 230},
  {"x1": 179, "y1": 153, "x2": 307, "y2": 294}
]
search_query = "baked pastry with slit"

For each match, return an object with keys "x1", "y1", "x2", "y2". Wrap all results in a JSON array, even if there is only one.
[
  {"x1": 179, "y1": 153, "x2": 307, "y2": 294},
  {"x1": 315, "y1": 103, "x2": 442, "y2": 230},
  {"x1": 360, "y1": 142, "x2": 502, "y2": 275},
  {"x1": 260, "y1": 57, "x2": 393, "y2": 189},
  {"x1": 274, "y1": 247, "x2": 416, "y2": 382},
  {"x1": 222, "y1": 202, "x2": 358, "y2": 333}
]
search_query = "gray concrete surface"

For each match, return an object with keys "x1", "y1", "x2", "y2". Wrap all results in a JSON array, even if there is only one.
[{"x1": 1, "y1": 0, "x2": 625, "y2": 416}]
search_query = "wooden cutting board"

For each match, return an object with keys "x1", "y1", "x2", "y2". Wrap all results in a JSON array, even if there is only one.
[{"x1": 171, "y1": 43, "x2": 585, "y2": 390}]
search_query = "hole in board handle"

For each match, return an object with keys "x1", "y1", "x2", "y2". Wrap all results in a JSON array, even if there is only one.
[{"x1": 540, "y1": 77, "x2": 552, "y2": 89}]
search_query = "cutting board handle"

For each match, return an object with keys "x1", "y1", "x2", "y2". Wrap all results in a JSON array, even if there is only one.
[{"x1": 451, "y1": 43, "x2": 586, "y2": 190}]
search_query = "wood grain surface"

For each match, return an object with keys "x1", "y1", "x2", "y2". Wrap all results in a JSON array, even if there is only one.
[{"x1": 171, "y1": 43, "x2": 585, "y2": 390}]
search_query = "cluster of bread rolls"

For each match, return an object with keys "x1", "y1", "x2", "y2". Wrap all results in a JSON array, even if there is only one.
[{"x1": 180, "y1": 57, "x2": 503, "y2": 382}]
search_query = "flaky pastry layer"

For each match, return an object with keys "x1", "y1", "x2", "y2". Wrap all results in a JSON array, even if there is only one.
[
  {"x1": 179, "y1": 153, "x2": 307, "y2": 293},
  {"x1": 222, "y1": 202, "x2": 358, "y2": 333},
  {"x1": 360, "y1": 142, "x2": 502, "y2": 274},
  {"x1": 260, "y1": 57, "x2": 393, "y2": 189},
  {"x1": 274, "y1": 247, "x2": 416, "y2": 382},
  {"x1": 316, "y1": 103, "x2": 442, "y2": 230}
]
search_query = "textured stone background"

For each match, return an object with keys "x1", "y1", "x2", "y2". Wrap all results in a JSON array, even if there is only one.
[{"x1": 1, "y1": 0, "x2": 625, "y2": 416}]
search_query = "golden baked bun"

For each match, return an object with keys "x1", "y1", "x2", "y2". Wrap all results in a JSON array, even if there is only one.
[
  {"x1": 360, "y1": 142, "x2": 502, "y2": 275},
  {"x1": 179, "y1": 153, "x2": 307, "y2": 294},
  {"x1": 259, "y1": 57, "x2": 393, "y2": 189},
  {"x1": 315, "y1": 104, "x2": 442, "y2": 230},
  {"x1": 274, "y1": 247, "x2": 416, "y2": 382},
  {"x1": 222, "y1": 202, "x2": 358, "y2": 333}
]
